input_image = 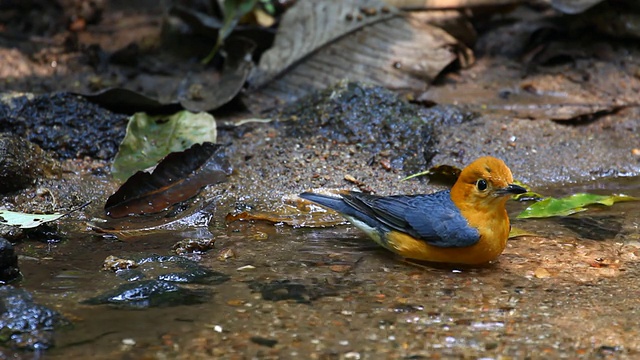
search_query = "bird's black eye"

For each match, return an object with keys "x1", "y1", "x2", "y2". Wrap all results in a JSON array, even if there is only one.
[{"x1": 476, "y1": 179, "x2": 487, "y2": 191}]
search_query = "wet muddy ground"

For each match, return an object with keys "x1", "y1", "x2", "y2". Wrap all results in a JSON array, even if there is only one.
[
  {"x1": 0, "y1": 68, "x2": 638, "y2": 360},
  {"x1": 11, "y1": 176, "x2": 640, "y2": 359},
  {"x1": 3, "y1": 93, "x2": 640, "y2": 358}
]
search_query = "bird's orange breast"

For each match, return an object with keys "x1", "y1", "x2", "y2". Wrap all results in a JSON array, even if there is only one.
[
  {"x1": 386, "y1": 230, "x2": 506, "y2": 265},
  {"x1": 382, "y1": 201, "x2": 511, "y2": 265}
]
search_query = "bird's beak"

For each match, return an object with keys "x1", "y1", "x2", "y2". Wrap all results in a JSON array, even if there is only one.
[{"x1": 496, "y1": 184, "x2": 527, "y2": 196}]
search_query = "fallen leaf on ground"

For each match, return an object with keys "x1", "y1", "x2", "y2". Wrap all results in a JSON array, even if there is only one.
[
  {"x1": 112, "y1": 111, "x2": 217, "y2": 181},
  {"x1": 105, "y1": 142, "x2": 231, "y2": 218},
  {"x1": 330, "y1": 265, "x2": 353, "y2": 273},
  {"x1": 248, "y1": 0, "x2": 398, "y2": 89},
  {"x1": 247, "y1": 1, "x2": 466, "y2": 112}
]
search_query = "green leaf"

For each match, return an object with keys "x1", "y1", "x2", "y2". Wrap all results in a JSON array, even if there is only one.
[
  {"x1": 260, "y1": 0, "x2": 275, "y2": 14},
  {"x1": 517, "y1": 193, "x2": 639, "y2": 219},
  {"x1": 202, "y1": 0, "x2": 260, "y2": 64},
  {"x1": 112, "y1": 111, "x2": 217, "y2": 181},
  {"x1": 0, "y1": 210, "x2": 66, "y2": 229}
]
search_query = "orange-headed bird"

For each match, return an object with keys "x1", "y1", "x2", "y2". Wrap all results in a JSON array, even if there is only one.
[{"x1": 299, "y1": 156, "x2": 526, "y2": 265}]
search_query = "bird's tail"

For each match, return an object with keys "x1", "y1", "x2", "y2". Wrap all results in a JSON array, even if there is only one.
[
  {"x1": 299, "y1": 192, "x2": 350, "y2": 214},
  {"x1": 299, "y1": 191, "x2": 382, "y2": 243}
]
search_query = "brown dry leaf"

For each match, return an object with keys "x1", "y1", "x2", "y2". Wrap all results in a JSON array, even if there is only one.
[
  {"x1": 105, "y1": 143, "x2": 231, "y2": 218},
  {"x1": 98, "y1": 37, "x2": 253, "y2": 112},
  {"x1": 247, "y1": 1, "x2": 468, "y2": 113},
  {"x1": 248, "y1": 0, "x2": 399, "y2": 89},
  {"x1": 248, "y1": 16, "x2": 464, "y2": 112}
]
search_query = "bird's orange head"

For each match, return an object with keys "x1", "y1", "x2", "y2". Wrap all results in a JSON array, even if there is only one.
[{"x1": 450, "y1": 156, "x2": 526, "y2": 212}]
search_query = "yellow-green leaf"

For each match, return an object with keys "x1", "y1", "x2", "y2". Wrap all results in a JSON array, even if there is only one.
[
  {"x1": 0, "y1": 203, "x2": 89, "y2": 229},
  {"x1": 517, "y1": 193, "x2": 639, "y2": 219},
  {"x1": 508, "y1": 226, "x2": 537, "y2": 238},
  {"x1": 511, "y1": 180, "x2": 545, "y2": 201},
  {"x1": 0, "y1": 210, "x2": 66, "y2": 229}
]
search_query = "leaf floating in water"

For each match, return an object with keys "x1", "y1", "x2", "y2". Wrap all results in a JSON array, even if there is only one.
[
  {"x1": 112, "y1": 111, "x2": 218, "y2": 181},
  {"x1": 105, "y1": 142, "x2": 232, "y2": 218},
  {"x1": 517, "y1": 193, "x2": 639, "y2": 219},
  {"x1": 0, "y1": 210, "x2": 66, "y2": 229},
  {"x1": 0, "y1": 203, "x2": 90, "y2": 229}
]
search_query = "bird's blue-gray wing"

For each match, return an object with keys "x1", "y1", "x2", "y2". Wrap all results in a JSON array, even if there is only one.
[{"x1": 344, "y1": 191, "x2": 480, "y2": 248}]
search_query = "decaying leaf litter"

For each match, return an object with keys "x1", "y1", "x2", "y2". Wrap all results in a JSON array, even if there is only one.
[{"x1": 1, "y1": 0, "x2": 640, "y2": 358}]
